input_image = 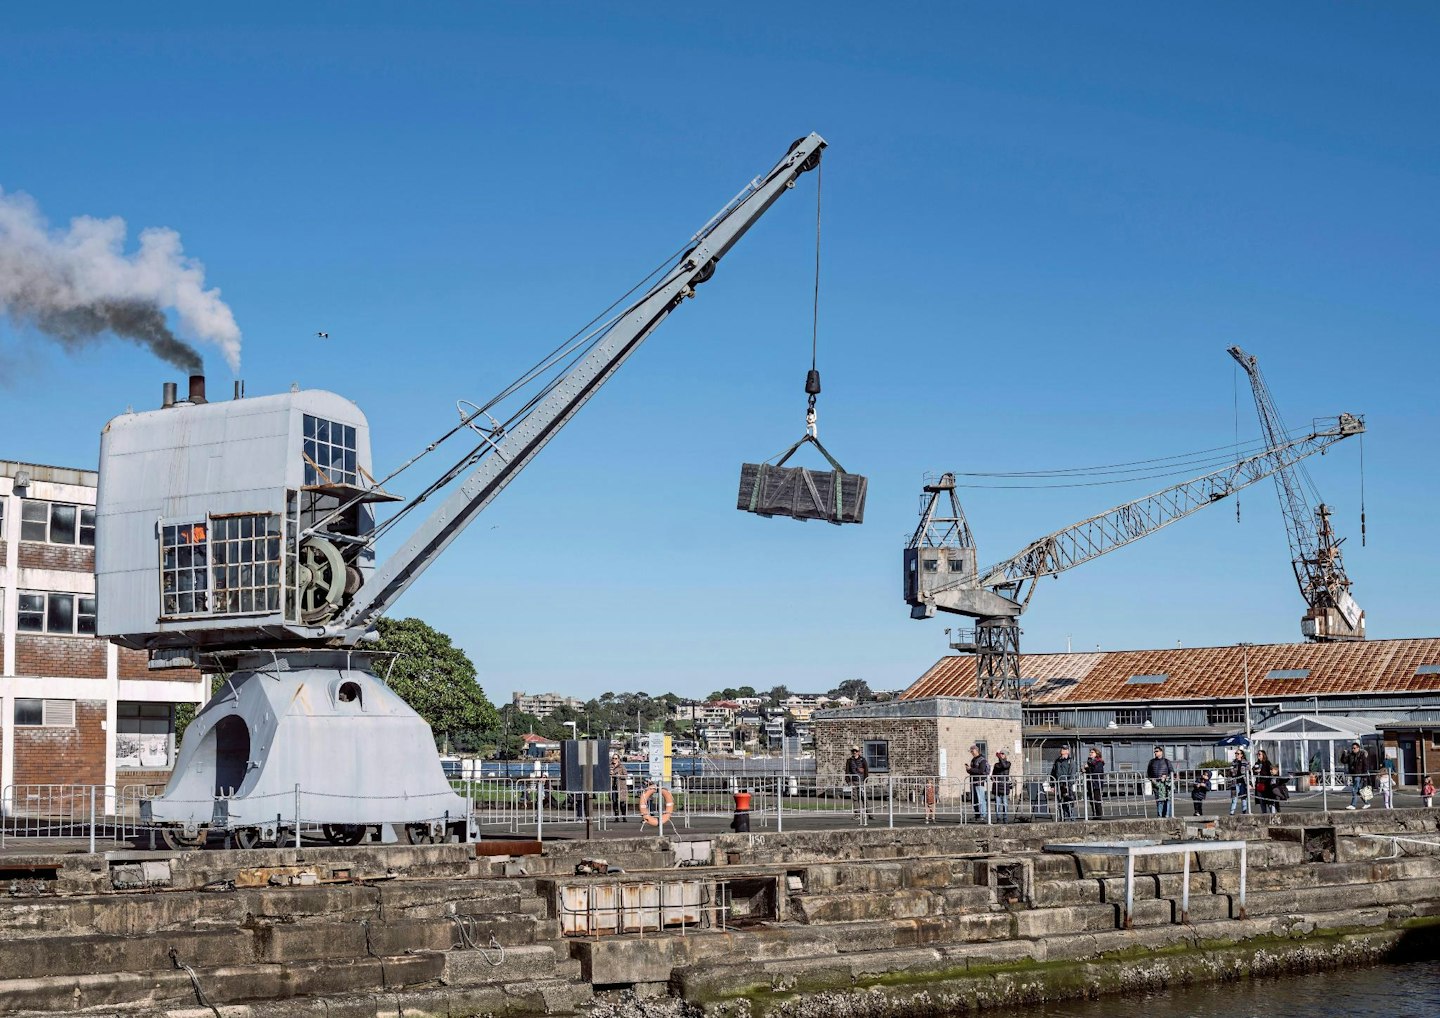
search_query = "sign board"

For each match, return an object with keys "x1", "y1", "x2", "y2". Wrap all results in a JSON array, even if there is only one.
[
  {"x1": 648, "y1": 732, "x2": 673, "y2": 782},
  {"x1": 938, "y1": 748, "x2": 948, "y2": 778}
]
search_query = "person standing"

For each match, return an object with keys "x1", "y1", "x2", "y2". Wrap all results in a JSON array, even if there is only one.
[
  {"x1": 1379, "y1": 765, "x2": 1394, "y2": 809},
  {"x1": 1147, "y1": 747, "x2": 1174, "y2": 818},
  {"x1": 1191, "y1": 773, "x2": 1211, "y2": 817},
  {"x1": 1050, "y1": 747, "x2": 1078, "y2": 821},
  {"x1": 992, "y1": 749, "x2": 1012, "y2": 822},
  {"x1": 609, "y1": 753, "x2": 630, "y2": 822},
  {"x1": 1083, "y1": 748, "x2": 1106, "y2": 819},
  {"x1": 966, "y1": 745, "x2": 990, "y2": 820},
  {"x1": 1343, "y1": 741, "x2": 1371, "y2": 810},
  {"x1": 1254, "y1": 749, "x2": 1278, "y2": 814},
  {"x1": 923, "y1": 778, "x2": 937, "y2": 824},
  {"x1": 1229, "y1": 749, "x2": 1252, "y2": 815},
  {"x1": 845, "y1": 746, "x2": 870, "y2": 817},
  {"x1": 1423, "y1": 775, "x2": 1436, "y2": 808}
]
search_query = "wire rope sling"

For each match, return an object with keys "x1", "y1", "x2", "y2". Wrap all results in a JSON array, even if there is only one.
[{"x1": 735, "y1": 154, "x2": 867, "y2": 525}]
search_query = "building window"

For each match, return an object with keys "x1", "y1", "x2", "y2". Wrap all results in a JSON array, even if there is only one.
[
  {"x1": 16, "y1": 591, "x2": 96, "y2": 635},
  {"x1": 863, "y1": 739, "x2": 890, "y2": 773},
  {"x1": 922, "y1": 557, "x2": 938, "y2": 573},
  {"x1": 1114, "y1": 708, "x2": 1149, "y2": 726},
  {"x1": 948, "y1": 558, "x2": 966, "y2": 572},
  {"x1": 303, "y1": 415, "x2": 358, "y2": 486},
  {"x1": 19, "y1": 499, "x2": 95, "y2": 546},
  {"x1": 116, "y1": 702, "x2": 176, "y2": 768},
  {"x1": 1027, "y1": 710, "x2": 1061, "y2": 726},
  {"x1": 14, "y1": 698, "x2": 75, "y2": 727},
  {"x1": 1207, "y1": 706, "x2": 1247, "y2": 726}
]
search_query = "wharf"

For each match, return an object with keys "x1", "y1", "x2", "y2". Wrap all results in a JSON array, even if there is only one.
[{"x1": 2, "y1": 810, "x2": 1439, "y2": 1017}]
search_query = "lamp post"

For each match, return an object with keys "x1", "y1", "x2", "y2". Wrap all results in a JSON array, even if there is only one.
[{"x1": 1239, "y1": 643, "x2": 1253, "y2": 814}]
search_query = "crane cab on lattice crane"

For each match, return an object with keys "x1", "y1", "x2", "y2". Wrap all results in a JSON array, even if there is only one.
[
  {"x1": 95, "y1": 375, "x2": 395, "y2": 661},
  {"x1": 903, "y1": 545, "x2": 977, "y2": 611}
]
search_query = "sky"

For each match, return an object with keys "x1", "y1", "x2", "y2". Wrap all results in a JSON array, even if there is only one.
[{"x1": 2, "y1": 3, "x2": 1436, "y2": 702}]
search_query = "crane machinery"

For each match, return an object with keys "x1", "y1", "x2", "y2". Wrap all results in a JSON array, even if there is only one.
[
  {"x1": 1227, "y1": 346, "x2": 1365, "y2": 642},
  {"x1": 95, "y1": 133, "x2": 826, "y2": 849},
  {"x1": 904, "y1": 412, "x2": 1365, "y2": 699}
]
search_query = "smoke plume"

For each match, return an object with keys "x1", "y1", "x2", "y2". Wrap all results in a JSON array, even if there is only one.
[{"x1": 0, "y1": 186, "x2": 241, "y2": 372}]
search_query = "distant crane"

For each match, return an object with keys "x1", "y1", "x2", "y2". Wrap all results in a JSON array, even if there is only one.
[
  {"x1": 904, "y1": 413, "x2": 1366, "y2": 699},
  {"x1": 1228, "y1": 346, "x2": 1365, "y2": 641}
]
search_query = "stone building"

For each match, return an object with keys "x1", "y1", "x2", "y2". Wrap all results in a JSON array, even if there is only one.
[
  {"x1": 1, "y1": 460, "x2": 204, "y2": 795},
  {"x1": 811, "y1": 698, "x2": 1022, "y2": 780},
  {"x1": 902, "y1": 638, "x2": 1440, "y2": 785}
]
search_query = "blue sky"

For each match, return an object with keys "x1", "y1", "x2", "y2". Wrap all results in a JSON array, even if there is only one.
[{"x1": 2, "y1": 3, "x2": 1436, "y2": 700}]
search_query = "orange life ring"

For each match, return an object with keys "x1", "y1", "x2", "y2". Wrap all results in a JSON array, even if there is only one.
[{"x1": 637, "y1": 786, "x2": 674, "y2": 827}]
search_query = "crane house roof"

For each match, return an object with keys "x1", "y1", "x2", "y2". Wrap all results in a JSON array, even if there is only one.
[{"x1": 900, "y1": 638, "x2": 1440, "y2": 704}]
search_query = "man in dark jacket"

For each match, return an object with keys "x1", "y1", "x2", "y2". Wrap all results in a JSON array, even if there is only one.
[
  {"x1": 844, "y1": 746, "x2": 870, "y2": 817},
  {"x1": 1343, "y1": 741, "x2": 1371, "y2": 810},
  {"x1": 966, "y1": 745, "x2": 990, "y2": 819},
  {"x1": 1146, "y1": 747, "x2": 1174, "y2": 818},
  {"x1": 1050, "y1": 747, "x2": 1078, "y2": 821},
  {"x1": 992, "y1": 749, "x2": 1013, "y2": 822},
  {"x1": 1083, "y1": 748, "x2": 1106, "y2": 819}
]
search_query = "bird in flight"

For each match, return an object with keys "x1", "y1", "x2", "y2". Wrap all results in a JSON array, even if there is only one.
[{"x1": 316, "y1": 331, "x2": 330, "y2": 340}]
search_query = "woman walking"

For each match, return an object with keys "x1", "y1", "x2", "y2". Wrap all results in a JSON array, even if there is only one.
[{"x1": 1254, "y1": 749, "x2": 1279, "y2": 814}]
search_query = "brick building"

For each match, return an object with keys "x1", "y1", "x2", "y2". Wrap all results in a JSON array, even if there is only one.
[
  {"x1": 811, "y1": 698, "x2": 1022, "y2": 780},
  {"x1": 1, "y1": 460, "x2": 204, "y2": 796}
]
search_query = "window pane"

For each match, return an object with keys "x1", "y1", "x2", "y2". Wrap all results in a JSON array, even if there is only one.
[
  {"x1": 18, "y1": 592, "x2": 45, "y2": 631},
  {"x1": 21, "y1": 500, "x2": 48, "y2": 541},
  {"x1": 47, "y1": 593, "x2": 74, "y2": 633},
  {"x1": 49, "y1": 504, "x2": 77, "y2": 544},
  {"x1": 77, "y1": 597, "x2": 97, "y2": 634},
  {"x1": 14, "y1": 699, "x2": 43, "y2": 726},
  {"x1": 79, "y1": 508, "x2": 96, "y2": 546}
]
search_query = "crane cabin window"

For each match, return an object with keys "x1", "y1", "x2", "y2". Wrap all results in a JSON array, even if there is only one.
[
  {"x1": 160, "y1": 514, "x2": 283, "y2": 617},
  {"x1": 303, "y1": 415, "x2": 358, "y2": 487}
]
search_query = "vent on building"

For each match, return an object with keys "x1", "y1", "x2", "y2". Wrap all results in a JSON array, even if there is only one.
[
  {"x1": 1265, "y1": 669, "x2": 1310, "y2": 680},
  {"x1": 1126, "y1": 674, "x2": 1169, "y2": 685},
  {"x1": 42, "y1": 699, "x2": 76, "y2": 727}
]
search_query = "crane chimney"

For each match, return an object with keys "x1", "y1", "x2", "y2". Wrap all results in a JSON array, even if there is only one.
[
  {"x1": 188, "y1": 375, "x2": 207, "y2": 405},
  {"x1": 161, "y1": 382, "x2": 178, "y2": 409}
]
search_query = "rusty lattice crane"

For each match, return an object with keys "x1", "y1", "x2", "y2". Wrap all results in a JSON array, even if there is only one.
[
  {"x1": 1228, "y1": 346, "x2": 1365, "y2": 641},
  {"x1": 904, "y1": 413, "x2": 1365, "y2": 699}
]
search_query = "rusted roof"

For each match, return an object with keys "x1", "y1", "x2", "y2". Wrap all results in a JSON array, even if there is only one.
[{"x1": 900, "y1": 638, "x2": 1440, "y2": 703}]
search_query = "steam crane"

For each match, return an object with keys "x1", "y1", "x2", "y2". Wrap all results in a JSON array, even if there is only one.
[
  {"x1": 95, "y1": 134, "x2": 826, "y2": 849},
  {"x1": 1227, "y1": 346, "x2": 1365, "y2": 641},
  {"x1": 904, "y1": 413, "x2": 1365, "y2": 699}
]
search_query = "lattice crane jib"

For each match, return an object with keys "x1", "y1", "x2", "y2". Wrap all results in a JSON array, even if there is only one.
[
  {"x1": 904, "y1": 414, "x2": 1365, "y2": 699},
  {"x1": 1228, "y1": 346, "x2": 1366, "y2": 641}
]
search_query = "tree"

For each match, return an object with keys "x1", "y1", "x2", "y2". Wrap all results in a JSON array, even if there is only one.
[
  {"x1": 373, "y1": 617, "x2": 499, "y2": 747},
  {"x1": 828, "y1": 678, "x2": 873, "y2": 702},
  {"x1": 767, "y1": 685, "x2": 790, "y2": 705}
]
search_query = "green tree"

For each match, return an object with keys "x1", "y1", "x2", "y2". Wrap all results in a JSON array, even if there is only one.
[
  {"x1": 828, "y1": 678, "x2": 873, "y2": 702},
  {"x1": 373, "y1": 617, "x2": 499, "y2": 747}
]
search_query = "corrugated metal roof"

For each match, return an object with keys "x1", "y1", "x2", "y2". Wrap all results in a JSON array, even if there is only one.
[{"x1": 899, "y1": 638, "x2": 1440, "y2": 703}]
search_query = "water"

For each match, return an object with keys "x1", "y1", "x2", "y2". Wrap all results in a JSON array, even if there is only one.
[{"x1": 1014, "y1": 960, "x2": 1440, "y2": 1018}]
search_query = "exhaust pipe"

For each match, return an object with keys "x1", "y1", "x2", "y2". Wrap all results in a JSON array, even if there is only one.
[
  {"x1": 161, "y1": 382, "x2": 178, "y2": 409},
  {"x1": 188, "y1": 375, "x2": 207, "y2": 405}
]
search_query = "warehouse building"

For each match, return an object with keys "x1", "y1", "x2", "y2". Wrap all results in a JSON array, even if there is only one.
[
  {"x1": 901, "y1": 639, "x2": 1440, "y2": 786},
  {"x1": 1, "y1": 460, "x2": 204, "y2": 796}
]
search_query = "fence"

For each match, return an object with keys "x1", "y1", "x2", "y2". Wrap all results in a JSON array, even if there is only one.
[{"x1": 0, "y1": 769, "x2": 1426, "y2": 848}]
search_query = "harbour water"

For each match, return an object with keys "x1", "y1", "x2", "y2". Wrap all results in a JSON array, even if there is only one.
[{"x1": 1013, "y1": 960, "x2": 1440, "y2": 1017}]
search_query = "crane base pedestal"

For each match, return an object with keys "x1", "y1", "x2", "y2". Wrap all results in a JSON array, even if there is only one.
[{"x1": 142, "y1": 650, "x2": 473, "y2": 846}]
